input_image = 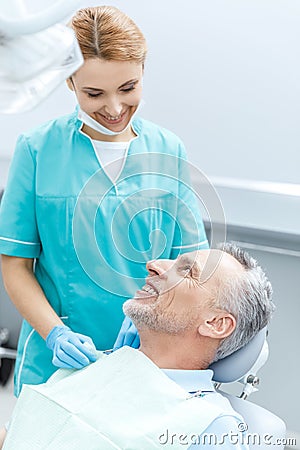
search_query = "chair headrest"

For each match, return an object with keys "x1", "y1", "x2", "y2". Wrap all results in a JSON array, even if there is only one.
[{"x1": 209, "y1": 327, "x2": 267, "y2": 383}]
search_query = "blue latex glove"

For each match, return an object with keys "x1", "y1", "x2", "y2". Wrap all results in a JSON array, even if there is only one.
[
  {"x1": 113, "y1": 316, "x2": 140, "y2": 351},
  {"x1": 46, "y1": 325, "x2": 97, "y2": 369}
]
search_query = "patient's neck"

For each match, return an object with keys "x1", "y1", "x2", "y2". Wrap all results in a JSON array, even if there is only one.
[{"x1": 138, "y1": 329, "x2": 216, "y2": 371}]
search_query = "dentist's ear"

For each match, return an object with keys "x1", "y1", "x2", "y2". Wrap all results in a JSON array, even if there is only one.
[
  {"x1": 198, "y1": 311, "x2": 236, "y2": 340},
  {"x1": 66, "y1": 77, "x2": 75, "y2": 91}
]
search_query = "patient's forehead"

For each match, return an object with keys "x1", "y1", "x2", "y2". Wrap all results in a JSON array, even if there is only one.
[{"x1": 187, "y1": 249, "x2": 244, "y2": 281}]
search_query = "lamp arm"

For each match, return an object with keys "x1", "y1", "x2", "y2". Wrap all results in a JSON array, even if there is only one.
[{"x1": 0, "y1": 0, "x2": 81, "y2": 37}]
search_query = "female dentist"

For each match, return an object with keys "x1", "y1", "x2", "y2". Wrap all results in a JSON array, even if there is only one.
[{"x1": 0, "y1": 5, "x2": 208, "y2": 397}]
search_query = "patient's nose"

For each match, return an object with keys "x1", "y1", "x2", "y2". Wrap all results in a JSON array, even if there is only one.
[{"x1": 146, "y1": 259, "x2": 170, "y2": 278}]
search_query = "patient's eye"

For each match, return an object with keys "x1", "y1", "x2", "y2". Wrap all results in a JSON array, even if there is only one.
[
  {"x1": 177, "y1": 259, "x2": 193, "y2": 276},
  {"x1": 182, "y1": 264, "x2": 192, "y2": 275},
  {"x1": 176, "y1": 255, "x2": 200, "y2": 279}
]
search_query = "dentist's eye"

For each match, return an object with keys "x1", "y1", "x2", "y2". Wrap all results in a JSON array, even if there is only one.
[
  {"x1": 121, "y1": 86, "x2": 136, "y2": 93},
  {"x1": 87, "y1": 92, "x2": 102, "y2": 98}
]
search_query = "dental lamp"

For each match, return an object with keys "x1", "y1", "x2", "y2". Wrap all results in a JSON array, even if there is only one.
[{"x1": 0, "y1": 0, "x2": 84, "y2": 113}]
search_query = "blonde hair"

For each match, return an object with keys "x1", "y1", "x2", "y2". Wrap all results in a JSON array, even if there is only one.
[{"x1": 70, "y1": 5, "x2": 147, "y2": 64}]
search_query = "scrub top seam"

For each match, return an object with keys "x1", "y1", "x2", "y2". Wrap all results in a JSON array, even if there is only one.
[
  {"x1": 172, "y1": 239, "x2": 209, "y2": 249},
  {"x1": 0, "y1": 236, "x2": 40, "y2": 245}
]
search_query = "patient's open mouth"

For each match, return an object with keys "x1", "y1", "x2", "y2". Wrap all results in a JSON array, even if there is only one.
[
  {"x1": 135, "y1": 281, "x2": 159, "y2": 298},
  {"x1": 141, "y1": 284, "x2": 158, "y2": 295}
]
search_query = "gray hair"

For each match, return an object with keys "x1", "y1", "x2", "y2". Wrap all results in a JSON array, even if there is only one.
[{"x1": 213, "y1": 242, "x2": 275, "y2": 362}]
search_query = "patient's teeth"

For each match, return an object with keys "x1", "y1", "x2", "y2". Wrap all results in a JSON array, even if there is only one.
[{"x1": 142, "y1": 284, "x2": 157, "y2": 295}]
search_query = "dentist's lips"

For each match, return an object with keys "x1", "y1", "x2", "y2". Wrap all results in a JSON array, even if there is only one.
[{"x1": 96, "y1": 109, "x2": 129, "y2": 126}]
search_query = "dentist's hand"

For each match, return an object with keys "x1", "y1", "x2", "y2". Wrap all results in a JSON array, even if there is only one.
[
  {"x1": 46, "y1": 325, "x2": 97, "y2": 369},
  {"x1": 113, "y1": 316, "x2": 140, "y2": 351}
]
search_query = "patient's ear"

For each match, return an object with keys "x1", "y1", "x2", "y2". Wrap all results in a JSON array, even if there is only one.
[{"x1": 198, "y1": 311, "x2": 236, "y2": 339}]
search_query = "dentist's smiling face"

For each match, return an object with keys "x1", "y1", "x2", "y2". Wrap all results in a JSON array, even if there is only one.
[
  {"x1": 68, "y1": 58, "x2": 143, "y2": 133},
  {"x1": 123, "y1": 250, "x2": 243, "y2": 334}
]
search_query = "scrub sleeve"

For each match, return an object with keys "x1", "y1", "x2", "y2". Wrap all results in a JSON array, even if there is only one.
[{"x1": 0, "y1": 135, "x2": 41, "y2": 258}]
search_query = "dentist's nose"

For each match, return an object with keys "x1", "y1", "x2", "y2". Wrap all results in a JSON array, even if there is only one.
[{"x1": 104, "y1": 97, "x2": 123, "y2": 117}]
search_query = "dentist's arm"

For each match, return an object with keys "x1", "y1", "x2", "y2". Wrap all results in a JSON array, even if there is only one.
[
  {"x1": 1, "y1": 255, "x2": 62, "y2": 338},
  {"x1": 1, "y1": 255, "x2": 96, "y2": 368}
]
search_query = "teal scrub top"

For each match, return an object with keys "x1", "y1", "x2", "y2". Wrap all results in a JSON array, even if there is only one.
[{"x1": 0, "y1": 109, "x2": 208, "y2": 396}]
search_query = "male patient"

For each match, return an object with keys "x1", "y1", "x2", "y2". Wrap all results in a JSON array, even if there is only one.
[{"x1": 1, "y1": 243, "x2": 274, "y2": 449}]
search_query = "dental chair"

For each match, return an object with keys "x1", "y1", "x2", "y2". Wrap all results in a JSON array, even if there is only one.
[{"x1": 209, "y1": 328, "x2": 286, "y2": 449}]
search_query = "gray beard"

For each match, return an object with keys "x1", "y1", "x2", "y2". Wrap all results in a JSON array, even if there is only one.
[{"x1": 123, "y1": 298, "x2": 196, "y2": 335}]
